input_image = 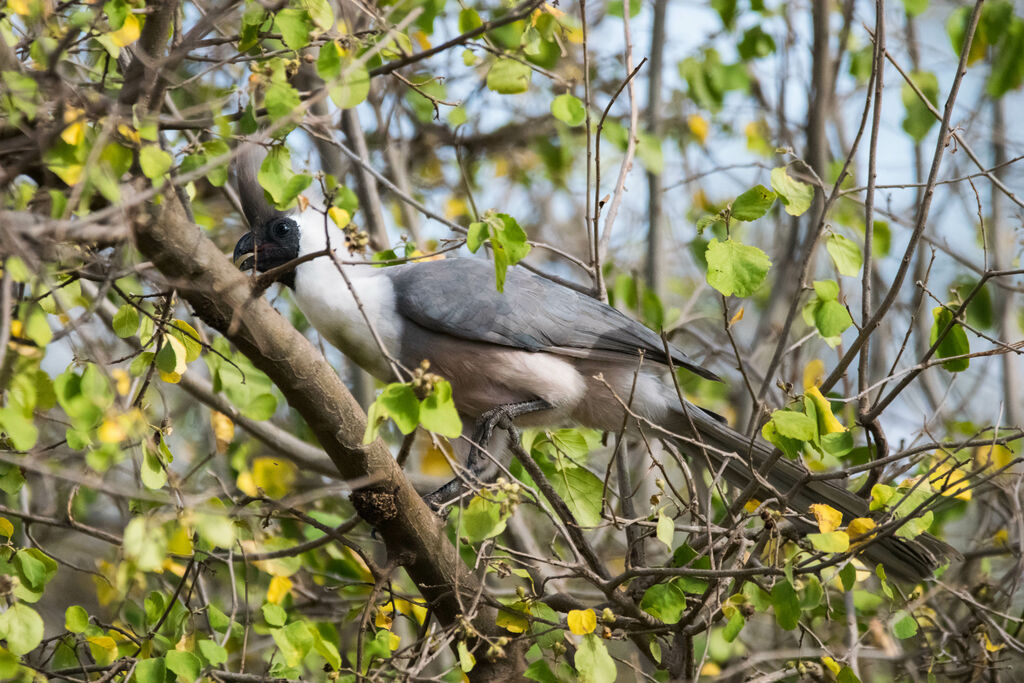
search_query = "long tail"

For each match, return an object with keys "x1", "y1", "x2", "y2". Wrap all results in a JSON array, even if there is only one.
[{"x1": 673, "y1": 404, "x2": 955, "y2": 582}]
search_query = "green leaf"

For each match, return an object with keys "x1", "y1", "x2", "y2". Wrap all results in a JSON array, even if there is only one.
[
  {"x1": 533, "y1": 454, "x2": 603, "y2": 527},
  {"x1": 770, "y1": 409, "x2": 817, "y2": 441},
  {"x1": 0, "y1": 406, "x2": 39, "y2": 450},
  {"x1": 770, "y1": 167, "x2": 813, "y2": 217},
  {"x1": 123, "y1": 516, "x2": 168, "y2": 571},
  {"x1": 771, "y1": 580, "x2": 800, "y2": 630},
  {"x1": 265, "y1": 80, "x2": 302, "y2": 121},
  {"x1": 458, "y1": 8, "x2": 482, "y2": 32},
  {"x1": 165, "y1": 650, "x2": 201, "y2": 682},
  {"x1": 987, "y1": 18, "x2": 1024, "y2": 97},
  {"x1": 902, "y1": 0, "x2": 928, "y2": 17},
  {"x1": 704, "y1": 238, "x2": 771, "y2": 297},
  {"x1": 419, "y1": 380, "x2": 463, "y2": 438},
  {"x1": 551, "y1": 93, "x2": 585, "y2": 126},
  {"x1": 134, "y1": 658, "x2": 166, "y2": 683},
  {"x1": 139, "y1": 145, "x2": 173, "y2": 183},
  {"x1": 328, "y1": 61, "x2": 370, "y2": 109},
  {"x1": 242, "y1": 393, "x2": 277, "y2": 421},
  {"x1": 263, "y1": 603, "x2": 287, "y2": 627},
  {"x1": 272, "y1": 621, "x2": 313, "y2": 667},
  {"x1": 656, "y1": 510, "x2": 674, "y2": 549},
  {"x1": 196, "y1": 512, "x2": 236, "y2": 549},
  {"x1": 457, "y1": 640, "x2": 476, "y2": 672},
  {"x1": 640, "y1": 580, "x2": 687, "y2": 624},
  {"x1": 467, "y1": 222, "x2": 488, "y2": 252},
  {"x1": 274, "y1": 8, "x2": 313, "y2": 51},
  {"x1": 826, "y1": 233, "x2": 863, "y2": 277},
  {"x1": 65, "y1": 605, "x2": 89, "y2": 633},
  {"x1": 379, "y1": 383, "x2": 420, "y2": 434},
  {"x1": 839, "y1": 562, "x2": 856, "y2": 591},
  {"x1": 815, "y1": 300, "x2": 853, "y2": 338},
  {"x1": 892, "y1": 611, "x2": 918, "y2": 639},
  {"x1": 198, "y1": 639, "x2": 228, "y2": 666},
  {"x1": 486, "y1": 58, "x2": 532, "y2": 94},
  {"x1": 15, "y1": 549, "x2": 57, "y2": 591},
  {"x1": 813, "y1": 279, "x2": 840, "y2": 301},
  {"x1": 637, "y1": 132, "x2": 664, "y2": 175},
  {"x1": 722, "y1": 610, "x2": 745, "y2": 642},
  {"x1": 738, "y1": 25, "x2": 776, "y2": 60},
  {"x1": 316, "y1": 40, "x2": 342, "y2": 80},
  {"x1": 258, "y1": 146, "x2": 312, "y2": 208},
  {"x1": 807, "y1": 531, "x2": 851, "y2": 553},
  {"x1": 901, "y1": 70, "x2": 939, "y2": 142},
  {"x1": 574, "y1": 634, "x2": 616, "y2": 683},
  {"x1": 930, "y1": 306, "x2": 970, "y2": 372},
  {"x1": 0, "y1": 604, "x2": 44, "y2": 655},
  {"x1": 112, "y1": 304, "x2": 140, "y2": 338},
  {"x1": 462, "y1": 494, "x2": 510, "y2": 542},
  {"x1": 731, "y1": 185, "x2": 776, "y2": 221}
]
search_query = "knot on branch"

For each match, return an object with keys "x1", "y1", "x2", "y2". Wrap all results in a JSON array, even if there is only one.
[{"x1": 350, "y1": 486, "x2": 399, "y2": 525}]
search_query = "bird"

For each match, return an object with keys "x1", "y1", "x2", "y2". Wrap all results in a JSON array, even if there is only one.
[{"x1": 231, "y1": 159, "x2": 953, "y2": 582}]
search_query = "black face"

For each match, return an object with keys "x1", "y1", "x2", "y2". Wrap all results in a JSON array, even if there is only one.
[{"x1": 233, "y1": 216, "x2": 301, "y2": 288}]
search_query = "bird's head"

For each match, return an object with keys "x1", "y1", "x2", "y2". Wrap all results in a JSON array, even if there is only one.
[{"x1": 231, "y1": 149, "x2": 301, "y2": 288}]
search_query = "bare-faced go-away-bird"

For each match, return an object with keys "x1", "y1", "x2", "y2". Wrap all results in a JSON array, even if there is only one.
[{"x1": 231, "y1": 156, "x2": 954, "y2": 582}]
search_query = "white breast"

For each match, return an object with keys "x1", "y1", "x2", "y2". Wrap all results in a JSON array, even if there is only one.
[{"x1": 292, "y1": 255, "x2": 402, "y2": 382}]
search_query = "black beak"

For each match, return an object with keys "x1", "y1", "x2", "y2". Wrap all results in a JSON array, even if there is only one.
[{"x1": 233, "y1": 232, "x2": 255, "y2": 271}]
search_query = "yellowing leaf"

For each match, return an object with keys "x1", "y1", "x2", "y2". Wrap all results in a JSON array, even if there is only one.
[
  {"x1": 743, "y1": 498, "x2": 761, "y2": 513},
  {"x1": 210, "y1": 411, "x2": 234, "y2": 454},
  {"x1": 445, "y1": 196, "x2": 469, "y2": 219},
  {"x1": 728, "y1": 306, "x2": 744, "y2": 327},
  {"x1": 975, "y1": 444, "x2": 1014, "y2": 471},
  {"x1": 8, "y1": 0, "x2": 32, "y2": 15},
  {"x1": 374, "y1": 607, "x2": 393, "y2": 630},
  {"x1": 567, "y1": 609, "x2": 596, "y2": 635},
  {"x1": 807, "y1": 530, "x2": 850, "y2": 553},
  {"x1": 328, "y1": 206, "x2": 350, "y2": 229},
  {"x1": 158, "y1": 335, "x2": 187, "y2": 383},
  {"x1": 420, "y1": 444, "x2": 453, "y2": 477},
  {"x1": 803, "y1": 359, "x2": 825, "y2": 389},
  {"x1": 700, "y1": 663, "x2": 722, "y2": 677},
  {"x1": 809, "y1": 503, "x2": 842, "y2": 533},
  {"x1": 117, "y1": 124, "x2": 140, "y2": 144},
  {"x1": 112, "y1": 369, "x2": 131, "y2": 396},
  {"x1": 687, "y1": 114, "x2": 709, "y2": 144},
  {"x1": 267, "y1": 575, "x2": 293, "y2": 605},
  {"x1": 238, "y1": 457, "x2": 297, "y2": 499},
  {"x1": 98, "y1": 419, "x2": 126, "y2": 444},
  {"x1": 805, "y1": 386, "x2": 845, "y2": 434},
  {"x1": 61, "y1": 121, "x2": 85, "y2": 146},
  {"x1": 929, "y1": 456, "x2": 972, "y2": 501},
  {"x1": 846, "y1": 517, "x2": 877, "y2": 542},
  {"x1": 495, "y1": 601, "x2": 531, "y2": 633},
  {"x1": 411, "y1": 30, "x2": 430, "y2": 50},
  {"x1": 983, "y1": 632, "x2": 1004, "y2": 652},
  {"x1": 109, "y1": 13, "x2": 141, "y2": 47},
  {"x1": 821, "y1": 656, "x2": 841, "y2": 675}
]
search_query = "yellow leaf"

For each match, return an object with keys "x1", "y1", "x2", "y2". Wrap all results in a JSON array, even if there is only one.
[
  {"x1": 412, "y1": 30, "x2": 430, "y2": 50},
  {"x1": 8, "y1": 0, "x2": 31, "y2": 15},
  {"x1": 994, "y1": 528, "x2": 1009, "y2": 546},
  {"x1": 542, "y1": 3, "x2": 565, "y2": 18},
  {"x1": 983, "y1": 632, "x2": 1004, "y2": 652},
  {"x1": 700, "y1": 662, "x2": 721, "y2": 677},
  {"x1": 61, "y1": 121, "x2": 85, "y2": 146},
  {"x1": 975, "y1": 444, "x2": 1014, "y2": 472},
  {"x1": 805, "y1": 385, "x2": 845, "y2": 434},
  {"x1": 567, "y1": 609, "x2": 596, "y2": 635},
  {"x1": 743, "y1": 498, "x2": 760, "y2": 513},
  {"x1": 167, "y1": 524, "x2": 193, "y2": 556},
  {"x1": 266, "y1": 575, "x2": 293, "y2": 605},
  {"x1": 87, "y1": 636, "x2": 118, "y2": 665},
  {"x1": 158, "y1": 335, "x2": 187, "y2": 384},
  {"x1": 821, "y1": 656, "x2": 841, "y2": 675},
  {"x1": 51, "y1": 163, "x2": 84, "y2": 186},
  {"x1": 388, "y1": 631, "x2": 400, "y2": 650},
  {"x1": 0, "y1": 518, "x2": 13, "y2": 538},
  {"x1": 496, "y1": 604, "x2": 530, "y2": 634},
  {"x1": 117, "y1": 124, "x2": 140, "y2": 144},
  {"x1": 394, "y1": 598, "x2": 427, "y2": 625},
  {"x1": 846, "y1": 517, "x2": 877, "y2": 542},
  {"x1": 444, "y1": 196, "x2": 469, "y2": 220},
  {"x1": 240, "y1": 457, "x2": 297, "y2": 499},
  {"x1": 109, "y1": 13, "x2": 141, "y2": 47},
  {"x1": 809, "y1": 503, "x2": 843, "y2": 533},
  {"x1": 928, "y1": 456, "x2": 972, "y2": 501},
  {"x1": 687, "y1": 114, "x2": 709, "y2": 144},
  {"x1": 728, "y1": 306, "x2": 744, "y2": 327},
  {"x1": 111, "y1": 369, "x2": 131, "y2": 396},
  {"x1": 803, "y1": 359, "x2": 825, "y2": 389},
  {"x1": 210, "y1": 411, "x2": 235, "y2": 454},
  {"x1": 374, "y1": 607, "x2": 393, "y2": 630},
  {"x1": 328, "y1": 206, "x2": 350, "y2": 229},
  {"x1": 98, "y1": 419, "x2": 126, "y2": 444}
]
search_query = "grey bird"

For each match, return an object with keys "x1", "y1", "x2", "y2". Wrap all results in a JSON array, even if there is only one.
[{"x1": 231, "y1": 166, "x2": 954, "y2": 582}]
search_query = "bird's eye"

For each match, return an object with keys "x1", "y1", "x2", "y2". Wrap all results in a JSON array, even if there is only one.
[{"x1": 272, "y1": 220, "x2": 292, "y2": 239}]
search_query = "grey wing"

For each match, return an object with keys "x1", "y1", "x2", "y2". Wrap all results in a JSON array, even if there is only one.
[{"x1": 387, "y1": 259, "x2": 719, "y2": 381}]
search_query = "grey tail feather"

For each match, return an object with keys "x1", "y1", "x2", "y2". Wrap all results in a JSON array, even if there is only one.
[{"x1": 672, "y1": 404, "x2": 957, "y2": 582}]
